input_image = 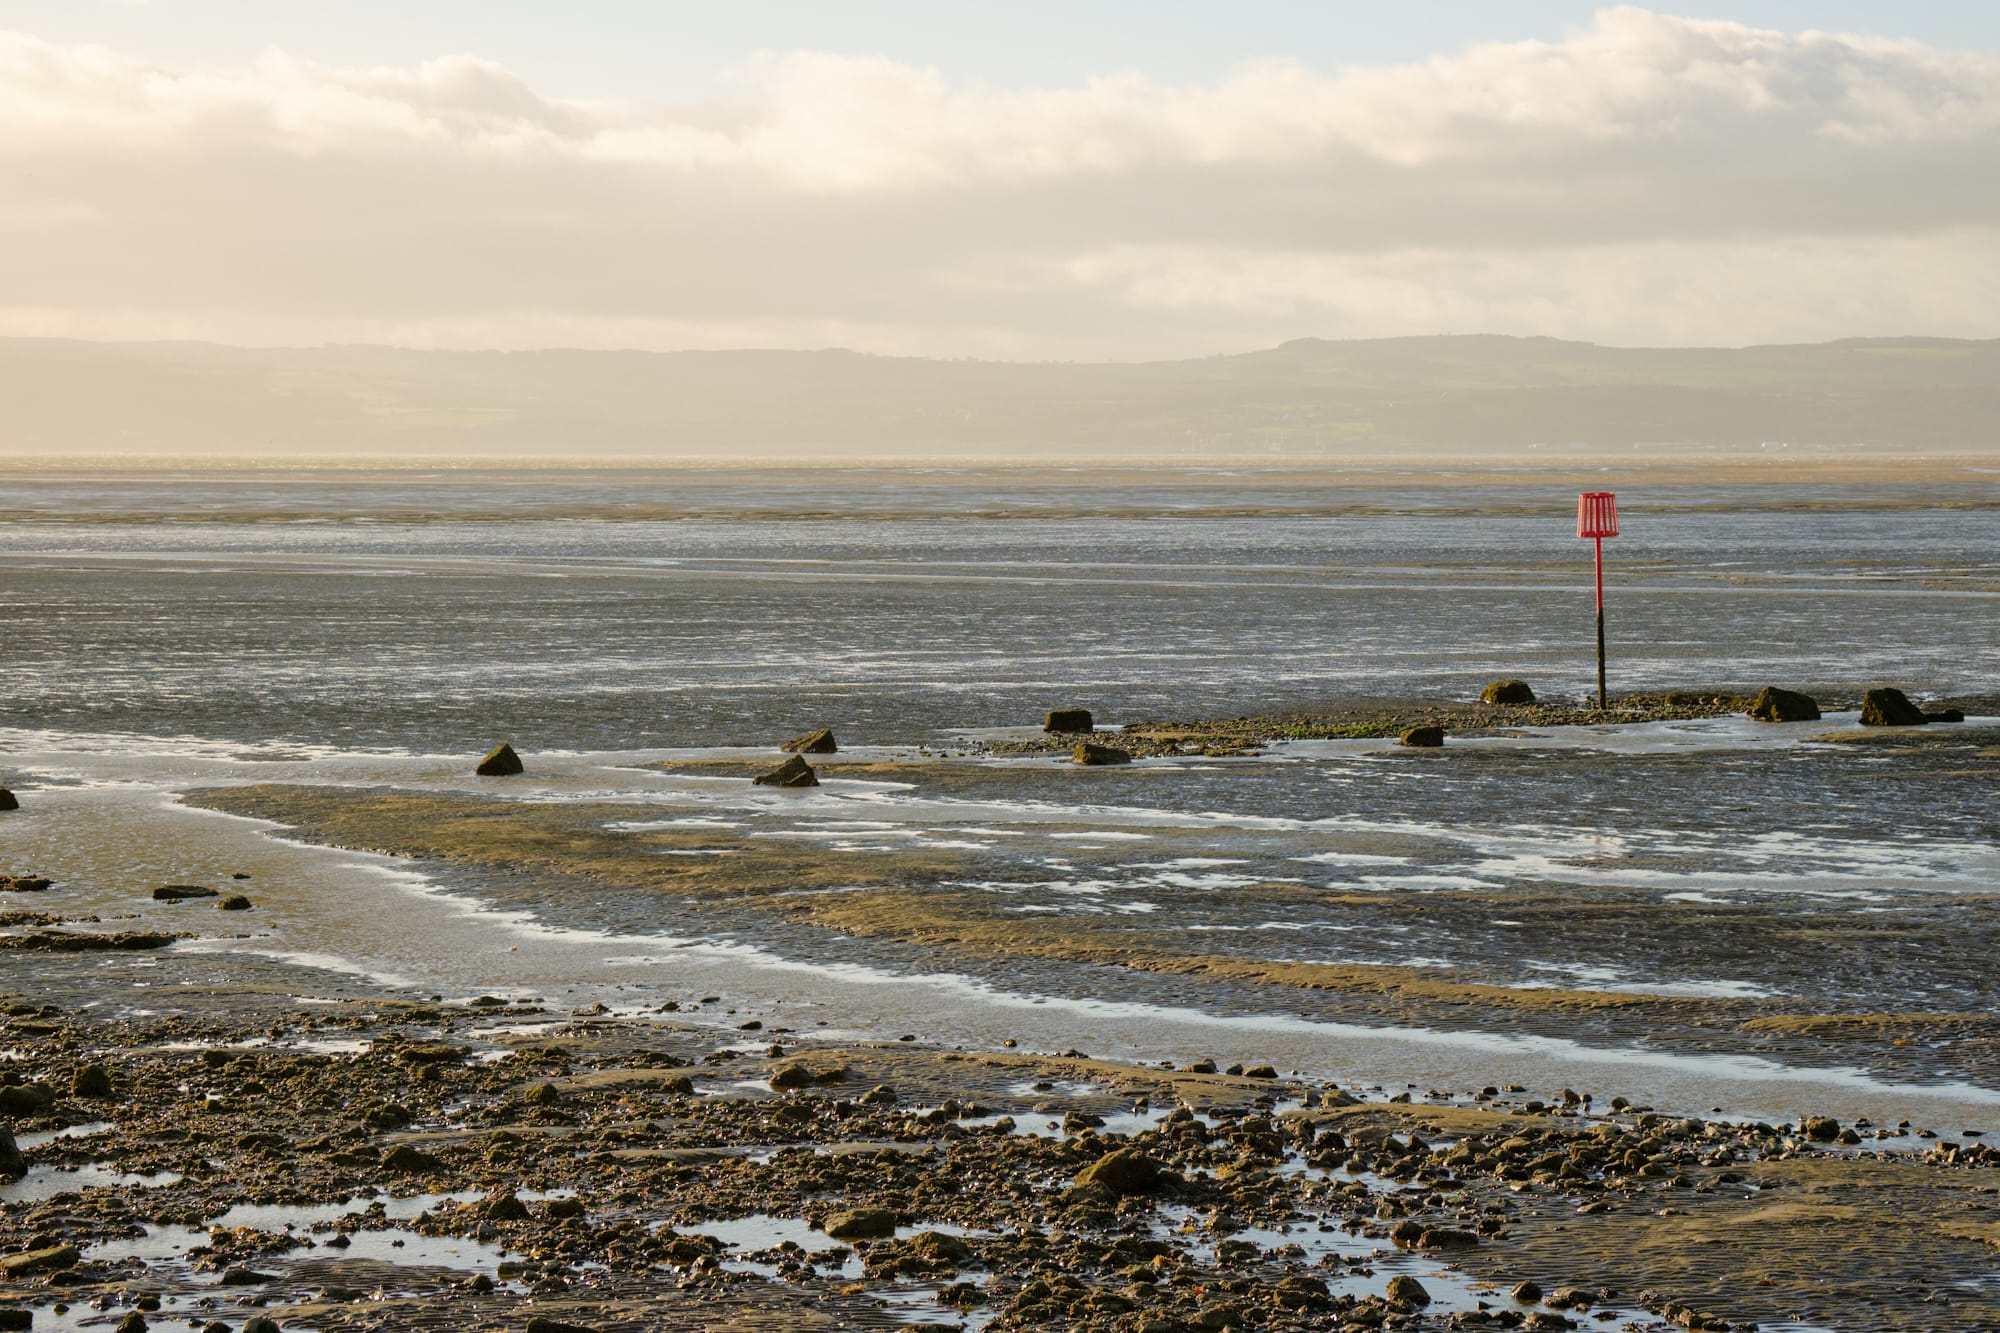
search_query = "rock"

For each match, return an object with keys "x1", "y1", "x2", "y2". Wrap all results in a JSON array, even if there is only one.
[
  {"x1": 114, "y1": 1315, "x2": 147, "y2": 1333},
  {"x1": 1071, "y1": 743, "x2": 1131, "y2": 766},
  {"x1": 1417, "y1": 1227, "x2": 1480, "y2": 1249},
  {"x1": 825, "y1": 1206, "x2": 898, "y2": 1239},
  {"x1": 1512, "y1": 1280, "x2": 1544, "y2": 1303},
  {"x1": 1747, "y1": 686, "x2": 1820, "y2": 722},
  {"x1": 1545, "y1": 1286, "x2": 1598, "y2": 1310},
  {"x1": 1926, "y1": 708, "x2": 1966, "y2": 723},
  {"x1": 769, "y1": 1064, "x2": 814, "y2": 1091},
  {"x1": 0, "y1": 1128, "x2": 23, "y2": 1181},
  {"x1": 1241, "y1": 1064, "x2": 1278, "y2": 1079},
  {"x1": 752, "y1": 755, "x2": 819, "y2": 788},
  {"x1": 1399, "y1": 725, "x2": 1445, "y2": 748},
  {"x1": 218, "y1": 895, "x2": 253, "y2": 911},
  {"x1": 483, "y1": 1189, "x2": 531, "y2": 1221},
  {"x1": 475, "y1": 743, "x2": 525, "y2": 776},
  {"x1": 0, "y1": 1085, "x2": 54, "y2": 1115},
  {"x1": 152, "y1": 884, "x2": 217, "y2": 901},
  {"x1": 1859, "y1": 687, "x2": 1927, "y2": 727},
  {"x1": 1482, "y1": 679, "x2": 1536, "y2": 705},
  {"x1": 906, "y1": 1230, "x2": 974, "y2": 1264},
  {"x1": 381, "y1": 1143, "x2": 440, "y2": 1173},
  {"x1": 0, "y1": 788, "x2": 15, "y2": 811},
  {"x1": 0, "y1": 877, "x2": 50, "y2": 892},
  {"x1": 242, "y1": 1321, "x2": 282, "y2": 1333},
  {"x1": 219, "y1": 1267, "x2": 277, "y2": 1285},
  {"x1": 1385, "y1": 1274, "x2": 1431, "y2": 1308},
  {"x1": 72, "y1": 1064, "x2": 112, "y2": 1098},
  {"x1": 1801, "y1": 1116, "x2": 1840, "y2": 1142},
  {"x1": 1044, "y1": 708, "x2": 1094, "y2": 734},
  {"x1": 0, "y1": 1308, "x2": 32, "y2": 1330},
  {"x1": 0, "y1": 1244, "x2": 79, "y2": 1278},
  {"x1": 1072, "y1": 1148, "x2": 1164, "y2": 1197},
  {"x1": 523, "y1": 1321, "x2": 599, "y2": 1333},
  {"x1": 523, "y1": 1082, "x2": 562, "y2": 1106},
  {"x1": 781, "y1": 728, "x2": 838, "y2": 754},
  {"x1": 542, "y1": 1197, "x2": 587, "y2": 1220}
]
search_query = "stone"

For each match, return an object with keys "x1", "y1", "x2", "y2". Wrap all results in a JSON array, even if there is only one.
[
  {"x1": 1400, "y1": 725, "x2": 1445, "y2": 748},
  {"x1": 0, "y1": 1244, "x2": 80, "y2": 1278},
  {"x1": 72, "y1": 1064, "x2": 112, "y2": 1098},
  {"x1": 381, "y1": 1143, "x2": 440, "y2": 1173},
  {"x1": 1747, "y1": 686, "x2": 1820, "y2": 722},
  {"x1": 483, "y1": 1189, "x2": 531, "y2": 1221},
  {"x1": 114, "y1": 1316, "x2": 147, "y2": 1333},
  {"x1": 0, "y1": 1128, "x2": 26, "y2": 1181},
  {"x1": 152, "y1": 884, "x2": 217, "y2": 901},
  {"x1": 906, "y1": 1230, "x2": 974, "y2": 1264},
  {"x1": 242, "y1": 1321, "x2": 283, "y2": 1333},
  {"x1": 523, "y1": 1321, "x2": 598, "y2": 1333},
  {"x1": 1545, "y1": 1286, "x2": 1598, "y2": 1310},
  {"x1": 752, "y1": 755, "x2": 819, "y2": 788},
  {"x1": 219, "y1": 1267, "x2": 277, "y2": 1285},
  {"x1": 1801, "y1": 1116, "x2": 1840, "y2": 1142},
  {"x1": 1072, "y1": 1148, "x2": 1163, "y2": 1197},
  {"x1": 1859, "y1": 687, "x2": 1927, "y2": 727},
  {"x1": 769, "y1": 1064, "x2": 814, "y2": 1091},
  {"x1": 0, "y1": 788, "x2": 15, "y2": 811},
  {"x1": 1071, "y1": 743, "x2": 1131, "y2": 766},
  {"x1": 1512, "y1": 1280, "x2": 1544, "y2": 1303},
  {"x1": 1241, "y1": 1064, "x2": 1278, "y2": 1079},
  {"x1": 0, "y1": 1085, "x2": 54, "y2": 1115},
  {"x1": 1385, "y1": 1274, "x2": 1431, "y2": 1308},
  {"x1": 1044, "y1": 708, "x2": 1094, "y2": 734},
  {"x1": 0, "y1": 876, "x2": 49, "y2": 892},
  {"x1": 218, "y1": 895, "x2": 253, "y2": 911},
  {"x1": 0, "y1": 1308, "x2": 32, "y2": 1330},
  {"x1": 1417, "y1": 1226, "x2": 1479, "y2": 1248},
  {"x1": 825, "y1": 1206, "x2": 898, "y2": 1239},
  {"x1": 475, "y1": 743, "x2": 525, "y2": 776},
  {"x1": 781, "y1": 728, "x2": 839, "y2": 754},
  {"x1": 1926, "y1": 708, "x2": 1966, "y2": 723},
  {"x1": 1481, "y1": 679, "x2": 1536, "y2": 705}
]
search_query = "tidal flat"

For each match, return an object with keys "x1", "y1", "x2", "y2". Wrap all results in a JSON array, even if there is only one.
[{"x1": 3, "y1": 467, "x2": 1998, "y2": 1330}]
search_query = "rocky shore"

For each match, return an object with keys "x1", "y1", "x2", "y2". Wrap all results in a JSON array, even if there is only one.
[{"x1": 7, "y1": 998, "x2": 2000, "y2": 1333}]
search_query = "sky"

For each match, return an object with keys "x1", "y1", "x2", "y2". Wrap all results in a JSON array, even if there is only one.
[{"x1": 1, "y1": 2, "x2": 1997, "y2": 358}]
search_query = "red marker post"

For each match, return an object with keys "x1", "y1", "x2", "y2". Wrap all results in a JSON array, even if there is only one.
[{"x1": 1577, "y1": 492, "x2": 1619, "y2": 710}]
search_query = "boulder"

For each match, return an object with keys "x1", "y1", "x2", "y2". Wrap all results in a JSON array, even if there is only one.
[
  {"x1": 0, "y1": 788, "x2": 16, "y2": 811},
  {"x1": 1926, "y1": 708, "x2": 1966, "y2": 723},
  {"x1": 218, "y1": 895, "x2": 253, "y2": 911},
  {"x1": 781, "y1": 728, "x2": 839, "y2": 754},
  {"x1": 72, "y1": 1064, "x2": 112, "y2": 1098},
  {"x1": 242, "y1": 1321, "x2": 283, "y2": 1333},
  {"x1": 152, "y1": 884, "x2": 217, "y2": 902},
  {"x1": 1481, "y1": 679, "x2": 1536, "y2": 705},
  {"x1": 1072, "y1": 1148, "x2": 1164, "y2": 1197},
  {"x1": 0, "y1": 1085, "x2": 54, "y2": 1115},
  {"x1": 1859, "y1": 688, "x2": 1927, "y2": 727},
  {"x1": 475, "y1": 743, "x2": 525, "y2": 776},
  {"x1": 0, "y1": 877, "x2": 51, "y2": 892},
  {"x1": 1399, "y1": 725, "x2": 1445, "y2": 748},
  {"x1": 381, "y1": 1143, "x2": 440, "y2": 1173},
  {"x1": 0, "y1": 1244, "x2": 79, "y2": 1278},
  {"x1": 0, "y1": 1127, "x2": 25, "y2": 1180},
  {"x1": 523, "y1": 1321, "x2": 600, "y2": 1333},
  {"x1": 825, "y1": 1206, "x2": 898, "y2": 1239},
  {"x1": 1747, "y1": 686, "x2": 1820, "y2": 722},
  {"x1": 769, "y1": 1064, "x2": 814, "y2": 1091},
  {"x1": 1071, "y1": 743, "x2": 1131, "y2": 766},
  {"x1": 1044, "y1": 708, "x2": 1094, "y2": 734},
  {"x1": 752, "y1": 755, "x2": 819, "y2": 788},
  {"x1": 1385, "y1": 1274, "x2": 1431, "y2": 1308}
]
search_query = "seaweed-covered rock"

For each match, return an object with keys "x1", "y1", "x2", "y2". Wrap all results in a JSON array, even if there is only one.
[
  {"x1": 1044, "y1": 708, "x2": 1094, "y2": 734},
  {"x1": 73, "y1": 1063, "x2": 112, "y2": 1097},
  {"x1": 1926, "y1": 707, "x2": 1966, "y2": 723},
  {"x1": 475, "y1": 743, "x2": 525, "y2": 776},
  {"x1": 753, "y1": 755, "x2": 819, "y2": 788},
  {"x1": 1400, "y1": 725, "x2": 1445, "y2": 748},
  {"x1": 153, "y1": 884, "x2": 217, "y2": 901},
  {"x1": 1386, "y1": 1274, "x2": 1431, "y2": 1307},
  {"x1": 1747, "y1": 686, "x2": 1820, "y2": 722},
  {"x1": 1859, "y1": 688, "x2": 1927, "y2": 727},
  {"x1": 1072, "y1": 743, "x2": 1131, "y2": 766},
  {"x1": 781, "y1": 728, "x2": 839, "y2": 754},
  {"x1": 1072, "y1": 1148, "x2": 1164, "y2": 1197},
  {"x1": 0, "y1": 1127, "x2": 25, "y2": 1180},
  {"x1": 1481, "y1": 679, "x2": 1536, "y2": 705},
  {"x1": 218, "y1": 895, "x2": 253, "y2": 911},
  {"x1": 0, "y1": 788, "x2": 16, "y2": 811},
  {"x1": 826, "y1": 1206, "x2": 898, "y2": 1239}
]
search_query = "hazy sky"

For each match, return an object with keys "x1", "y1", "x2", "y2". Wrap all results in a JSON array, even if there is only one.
[{"x1": 3, "y1": 3, "x2": 1997, "y2": 358}]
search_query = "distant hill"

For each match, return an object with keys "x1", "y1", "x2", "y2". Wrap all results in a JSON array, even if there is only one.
[{"x1": 2, "y1": 334, "x2": 1994, "y2": 460}]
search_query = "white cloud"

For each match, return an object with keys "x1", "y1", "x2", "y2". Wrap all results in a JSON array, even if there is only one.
[{"x1": 0, "y1": 6, "x2": 1995, "y2": 356}]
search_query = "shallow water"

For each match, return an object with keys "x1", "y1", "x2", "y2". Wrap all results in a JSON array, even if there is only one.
[{"x1": 2, "y1": 470, "x2": 1997, "y2": 1132}]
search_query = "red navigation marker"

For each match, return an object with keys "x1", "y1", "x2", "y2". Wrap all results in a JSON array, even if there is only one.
[{"x1": 1577, "y1": 492, "x2": 1619, "y2": 709}]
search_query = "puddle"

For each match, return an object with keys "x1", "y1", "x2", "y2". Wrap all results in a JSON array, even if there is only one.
[{"x1": 0, "y1": 1164, "x2": 183, "y2": 1204}]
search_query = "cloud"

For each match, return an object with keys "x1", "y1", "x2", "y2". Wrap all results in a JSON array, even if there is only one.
[{"x1": 0, "y1": 6, "x2": 1996, "y2": 356}]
